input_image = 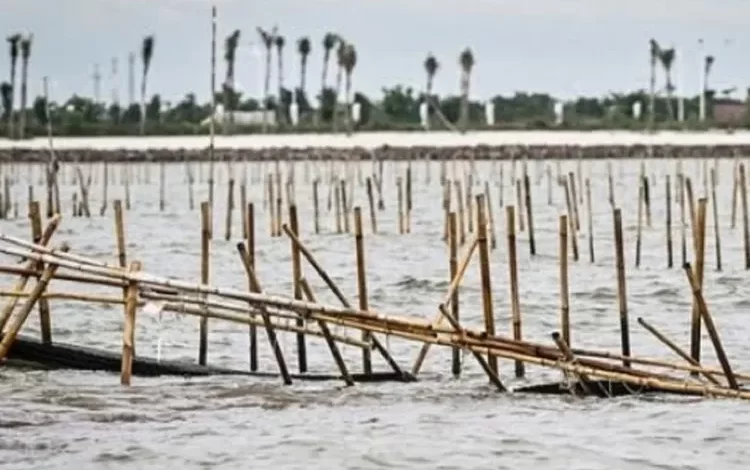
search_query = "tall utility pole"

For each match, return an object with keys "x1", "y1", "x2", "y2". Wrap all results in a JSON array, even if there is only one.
[
  {"x1": 128, "y1": 52, "x2": 135, "y2": 105},
  {"x1": 698, "y1": 38, "x2": 706, "y2": 122},
  {"x1": 111, "y1": 57, "x2": 119, "y2": 122}
]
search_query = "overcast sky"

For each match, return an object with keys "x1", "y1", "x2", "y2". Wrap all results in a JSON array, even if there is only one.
[{"x1": 2, "y1": 0, "x2": 748, "y2": 105}]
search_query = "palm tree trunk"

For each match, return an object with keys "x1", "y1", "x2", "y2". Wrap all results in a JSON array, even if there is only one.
[
  {"x1": 8, "y1": 61, "x2": 17, "y2": 139},
  {"x1": 425, "y1": 76, "x2": 433, "y2": 131},
  {"x1": 344, "y1": 72, "x2": 352, "y2": 135},
  {"x1": 702, "y1": 69, "x2": 710, "y2": 121},
  {"x1": 333, "y1": 65, "x2": 342, "y2": 132},
  {"x1": 277, "y1": 53, "x2": 285, "y2": 127},
  {"x1": 301, "y1": 57, "x2": 307, "y2": 93},
  {"x1": 665, "y1": 74, "x2": 674, "y2": 121},
  {"x1": 139, "y1": 72, "x2": 148, "y2": 135},
  {"x1": 262, "y1": 48, "x2": 271, "y2": 132},
  {"x1": 317, "y1": 53, "x2": 330, "y2": 126},
  {"x1": 19, "y1": 58, "x2": 28, "y2": 139},
  {"x1": 648, "y1": 59, "x2": 656, "y2": 129}
]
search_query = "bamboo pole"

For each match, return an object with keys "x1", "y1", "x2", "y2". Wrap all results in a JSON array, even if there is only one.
[
  {"x1": 289, "y1": 204, "x2": 307, "y2": 373},
  {"x1": 559, "y1": 214, "x2": 570, "y2": 346},
  {"x1": 198, "y1": 201, "x2": 210, "y2": 365},
  {"x1": 246, "y1": 202, "x2": 258, "y2": 371},
  {"x1": 740, "y1": 164, "x2": 750, "y2": 269},
  {"x1": 298, "y1": 278, "x2": 354, "y2": 386},
  {"x1": 120, "y1": 261, "x2": 141, "y2": 386},
  {"x1": 515, "y1": 178, "x2": 524, "y2": 232},
  {"x1": 562, "y1": 178, "x2": 579, "y2": 261},
  {"x1": 690, "y1": 198, "x2": 707, "y2": 371},
  {"x1": 354, "y1": 207, "x2": 372, "y2": 375},
  {"x1": 280, "y1": 224, "x2": 407, "y2": 378},
  {"x1": 613, "y1": 208, "x2": 631, "y2": 367},
  {"x1": 683, "y1": 263, "x2": 738, "y2": 390},
  {"x1": 637, "y1": 317, "x2": 721, "y2": 386},
  {"x1": 224, "y1": 177, "x2": 235, "y2": 241},
  {"x1": 643, "y1": 175, "x2": 652, "y2": 228},
  {"x1": 313, "y1": 178, "x2": 320, "y2": 235},
  {"x1": 99, "y1": 161, "x2": 109, "y2": 216},
  {"x1": 568, "y1": 172, "x2": 580, "y2": 231},
  {"x1": 236, "y1": 243, "x2": 292, "y2": 385},
  {"x1": 366, "y1": 177, "x2": 377, "y2": 234},
  {"x1": 0, "y1": 214, "x2": 61, "y2": 331},
  {"x1": 666, "y1": 175, "x2": 673, "y2": 268},
  {"x1": 585, "y1": 178, "x2": 594, "y2": 263},
  {"x1": 710, "y1": 169, "x2": 722, "y2": 271},
  {"x1": 524, "y1": 172, "x2": 536, "y2": 256},
  {"x1": 448, "y1": 212, "x2": 461, "y2": 377},
  {"x1": 731, "y1": 157, "x2": 738, "y2": 229},
  {"x1": 635, "y1": 177, "x2": 644, "y2": 268},
  {"x1": 396, "y1": 177, "x2": 404, "y2": 235},
  {"x1": 28, "y1": 201, "x2": 52, "y2": 344},
  {"x1": 678, "y1": 173, "x2": 687, "y2": 265},
  {"x1": 0, "y1": 244, "x2": 68, "y2": 360},
  {"x1": 476, "y1": 194, "x2": 498, "y2": 375},
  {"x1": 506, "y1": 205, "x2": 523, "y2": 378}
]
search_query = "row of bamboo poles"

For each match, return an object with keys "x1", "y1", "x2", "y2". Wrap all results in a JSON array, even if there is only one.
[{"x1": 0, "y1": 168, "x2": 748, "y2": 399}]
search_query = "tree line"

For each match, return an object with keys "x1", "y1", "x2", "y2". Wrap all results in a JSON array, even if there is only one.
[{"x1": 1, "y1": 29, "x2": 745, "y2": 138}]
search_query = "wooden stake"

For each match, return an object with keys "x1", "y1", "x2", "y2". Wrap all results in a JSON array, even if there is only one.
[
  {"x1": 198, "y1": 201, "x2": 210, "y2": 365},
  {"x1": 224, "y1": 177, "x2": 235, "y2": 241},
  {"x1": 246, "y1": 202, "x2": 258, "y2": 371},
  {"x1": 506, "y1": 205, "x2": 523, "y2": 377},
  {"x1": 710, "y1": 169, "x2": 722, "y2": 271},
  {"x1": 448, "y1": 212, "x2": 461, "y2": 377},
  {"x1": 366, "y1": 177, "x2": 377, "y2": 234},
  {"x1": 666, "y1": 175, "x2": 673, "y2": 268},
  {"x1": 476, "y1": 194, "x2": 497, "y2": 375},
  {"x1": 585, "y1": 178, "x2": 594, "y2": 263},
  {"x1": 120, "y1": 260, "x2": 141, "y2": 386},
  {"x1": 740, "y1": 164, "x2": 750, "y2": 269},
  {"x1": 690, "y1": 198, "x2": 707, "y2": 371},
  {"x1": 289, "y1": 204, "x2": 307, "y2": 373},
  {"x1": 524, "y1": 172, "x2": 536, "y2": 256},
  {"x1": 353, "y1": 207, "x2": 372, "y2": 374},
  {"x1": 559, "y1": 214, "x2": 570, "y2": 346},
  {"x1": 613, "y1": 208, "x2": 630, "y2": 367}
]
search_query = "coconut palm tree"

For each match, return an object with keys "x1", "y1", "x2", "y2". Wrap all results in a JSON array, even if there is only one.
[
  {"x1": 274, "y1": 34, "x2": 286, "y2": 126},
  {"x1": 423, "y1": 53, "x2": 439, "y2": 130},
  {"x1": 6, "y1": 34, "x2": 21, "y2": 139},
  {"x1": 458, "y1": 47, "x2": 474, "y2": 133},
  {"x1": 297, "y1": 37, "x2": 311, "y2": 98},
  {"x1": 257, "y1": 26, "x2": 275, "y2": 132},
  {"x1": 703, "y1": 55, "x2": 715, "y2": 120},
  {"x1": 139, "y1": 35, "x2": 155, "y2": 135},
  {"x1": 333, "y1": 39, "x2": 347, "y2": 132},
  {"x1": 18, "y1": 34, "x2": 32, "y2": 139},
  {"x1": 319, "y1": 32, "x2": 338, "y2": 123},
  {"x1": 659, "y1": 47, "x2": 675, "y2": 121},
  {"x1": 341, "y1": 43, "x2": 357, "y2": 135},
  {"x1": 223, "y1": 29, "x2": 241, "y2": 134},
  {"x1": 648, "y1": 39, "x2": 660, "y2": 128}
]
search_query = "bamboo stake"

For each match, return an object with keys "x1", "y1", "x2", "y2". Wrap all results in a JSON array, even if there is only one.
[
  {"x1": 524, "y1": 172, "x2": 536, "y2": 256},
  {"x1": 515, "y1": 179, "x2": 524, "y2": 232},
  {"x1": 298, "y1": 278, "x2": 354, "y2": 386},
  {"x1": 246, "y1": 202, "x2": 258, "y2": 371},
  {"x1": 731, "y1": 157, "x2": 738, "y2": 229},
  {"x1": 559, "y1": 214, "x2": 570, "y2": 346},
  {"x1": 710, "y1": 169, "x2": 722, "y2": 271},
  {"x1": 506, "y1": 205, "x2": 523, "y2": 378},
  {"x1": 28, "y1": 202, "x2": 52, "y2": 344},
  {"x1": 568, "y1": 172, "x2": 580, "y2": 231},
  {"x1": 683, "y1": 263, "x2": 739, "y2": 390},
  {"x1": 236, "y1": 243, "x2": 292, "y2": 385},
  {"x1": 120, "y1": 261, "x2": 141, "y2": 386},
  {"x1": 678, "y1": 173, "x2": 686, "y2": 265},
  {"x1": 0, "y1": 244, "x2": 68, "y2": 360},
  {"x1": 613, "y1": 208, "x2": 631, "y2": 367},
  {"x1": 340, "y1": 179, "x2": 349, "y2": 233},
  {"x1": 224, "y1": 177, "x2": 235, "y2": 241},
  {"x1": 99, "y1": 161, "x2": 109, "y2": 216},
  {"x1": 666, "y1": 175, "x2": 673, "y2": 268},
  {"x1": 198, "y1": 201, "x2": 210, "y2": 365},
  {"x1": 585, "y1": 178, "x2": 594, "y2": 263},
  {"x1": 396, "y1": 177, "x2": 404, "y2": 235},
  {"x1": 313, "y1": 178, "x2": 320, "y2": 234},
  {"x1": 0, "y1": 214, "x2": 61, "y2": 331},
  {"x1": 455, "y1": 180, "x2": 466, "y2": 244},
  {"x1": 353, "y1": 207, "x2": 372, "y2": 374},
  {"x1": 280, "y1": 224, "x2": 407, "y2": 378},
  {"x1": 690, "y1": 198, "x2": 707, "y2": 370},
  {"x1": 643, "y1": 174, "x2": 652, "y2": 228},
  {"x1": 366, "y1": 177, "x2": 377, "y2": 234},
  {"x1": 476, "y1": 194, "x2": 498, "y2": 375},
  {"x1": 448, "y1": 212, "x2": 461, "y2": 377},
  {"x1": 740, "y1": 164, "x2": 750, "y2": 269},
  {"x1": 289, "y1": 204, "x2": 307, "y2": 373},
  {"x1": 159, "y1": 161, "x2": 166, "y2": 211},
  {"x1": 637, "y1": 317, "x2": 721, "y2": 386},
  {"x1": 635, "y1": 177, "x2": 644, "y2": 268}
]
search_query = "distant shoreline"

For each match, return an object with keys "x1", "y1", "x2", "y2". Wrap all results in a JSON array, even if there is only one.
[{"x1": 0, "y1": 130, "x2": 746, "y2": 161}]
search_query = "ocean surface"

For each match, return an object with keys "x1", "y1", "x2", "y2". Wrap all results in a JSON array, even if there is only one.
[{"x1": 0, "y1": 156, "x2": 749, "y2": 469}]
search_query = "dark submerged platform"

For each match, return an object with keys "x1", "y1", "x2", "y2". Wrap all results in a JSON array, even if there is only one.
[{"x1": 2, "y1": 335, "x2": 414, "y2": 383}]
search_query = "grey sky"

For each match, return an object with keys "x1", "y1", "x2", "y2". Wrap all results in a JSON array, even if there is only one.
[{"x1": 2, "y1": 0, "x2": 748, "y2": 105}]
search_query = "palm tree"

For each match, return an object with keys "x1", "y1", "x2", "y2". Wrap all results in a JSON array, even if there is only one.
[
  {"x1": 458, "y1": 47, "x2": 474, "y2": 133},
  {"x1": 18, "y1": 34, "x2": 32, "y2": 139},
  {"x1": 703, "y1": 55, "x2": 714, "y2": 121},
  {"x1": 274, "y1": 34, "x2": 286, "y2": 126},
  {"x1": 319, "y1": 32, "x2": 338, "y2": 124},
  {"x1": 0, "y1": 82, "x2": 11, "y2": 123},
  {"x1": 223, "y1": 29, "x2": 241, "y2": 134},
  {"x1": 140, "y1": 35, "x2": 155, "y2": 135},
  {"x1": 297, "y1": 36, "x2": 311, "y2": 98},
  {"x1": 341, "y1": 43, "x2": 357, "y2": 135},
  {"x1": 423, "y1": 53, "x2": 439, "y2": 130},
  {"x1": 333, "y1": 39, "x2": 347, "y2": 132},
  {"x1": 257, "y1": 26, "x2": 275, "y2": 132},
  {"x1": 659, "y1": 47, "x2": 675, "y2": 121},
  {"x1": 648, "y1": 39, "x2": 660, "y2": 128},
  {"x1": 6, "y1": 34, "x2": 21, "y2": 139}
]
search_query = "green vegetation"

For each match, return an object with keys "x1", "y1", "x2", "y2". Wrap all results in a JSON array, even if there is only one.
[{"x1": 1, "y1": 31, "x2": 746, "y2": 138}]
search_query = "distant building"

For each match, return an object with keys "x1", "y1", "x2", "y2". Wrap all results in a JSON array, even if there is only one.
[
  {"x1": 200, "y1": 105, "x2": 277, "y2": 127},
  {"x1": 712, "y1": 99, "x2": 747, "y2": 126}
]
